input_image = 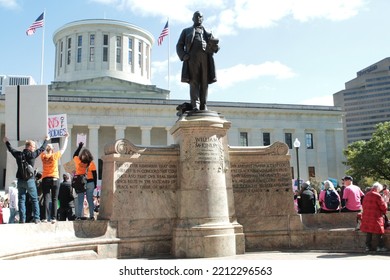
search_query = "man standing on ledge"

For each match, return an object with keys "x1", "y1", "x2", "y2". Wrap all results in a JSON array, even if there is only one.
[
  {"x1": 3, "y1": 135, "x2": 50, "y2": 223},
  {"x1": 176, "y1": 11, "x2": 219, "y2": 111}
]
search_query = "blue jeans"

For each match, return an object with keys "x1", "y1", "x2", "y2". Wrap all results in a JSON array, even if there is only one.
[
  {"x1": 18, "y1": 178, "x2": 40, "y2": 222},
  {"x1": 8, "y1": 208, "x2": 18, "y2": 223},
  {"x1": 76, "y1": 181, "x2": 95, "y2": 218}
]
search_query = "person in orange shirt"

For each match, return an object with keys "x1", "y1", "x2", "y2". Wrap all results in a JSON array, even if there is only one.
[
  {"x1": 73, "y1": 142, "x2": 97, "y2": 220},
  {"x1": 40, "y1": 133, "x2": 69, "y2": 223}
]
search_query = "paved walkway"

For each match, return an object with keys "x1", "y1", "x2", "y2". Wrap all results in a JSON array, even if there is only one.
[{"x1": 212, "y1": 250, "x2": 390, "y2": 260}]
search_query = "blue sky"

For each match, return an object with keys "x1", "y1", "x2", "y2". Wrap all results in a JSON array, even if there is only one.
[{"x1": 0, "y1": 0, "x2": 389, "y2": 106}]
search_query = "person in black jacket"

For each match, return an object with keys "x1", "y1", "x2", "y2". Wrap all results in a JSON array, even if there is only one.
[
  {"x1": 3, "y1": 135, "x2": 50, "y2": 223},
  {"x1": 58, "y1": 173, "x2": 75, "y2": 221},
  {"x1": 295, "y1": 182, "x2": 317, "y2": 214}
]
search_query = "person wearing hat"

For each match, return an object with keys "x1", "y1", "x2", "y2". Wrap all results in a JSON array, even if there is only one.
[
  {"x1": 295, "y1": 182, "x2": 316, "y2": 214},
  {"x1": 341, "y1": 175, "x2": 365, "y2": 212},
  {"x1": 40, "y1": 133, "x2": 69, "y2": 223}
]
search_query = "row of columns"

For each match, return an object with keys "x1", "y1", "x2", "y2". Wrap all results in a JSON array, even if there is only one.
[{"x1": 61, "y1": 124, "x2": 174, "y2": 165}]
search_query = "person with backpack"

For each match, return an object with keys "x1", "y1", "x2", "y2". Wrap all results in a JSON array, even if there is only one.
[
  {"x1": 319, "y1": 180, "x2": 341, "y2": 213},
  {"x1": 3, "y1": 135, "x2": 50, "y2": 224},
  {"x1": 73, "y1": 142, "x2": 97, "y2": 220}
]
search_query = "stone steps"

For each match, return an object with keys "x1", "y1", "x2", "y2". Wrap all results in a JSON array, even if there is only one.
[{"x1": 20, "y1": 250, "x2": 99, "y2": 260}]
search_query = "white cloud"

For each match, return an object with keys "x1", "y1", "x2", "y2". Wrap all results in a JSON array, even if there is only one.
[
  {"x1": 216, "y1": 61, "x2": 297, "y2": 89},
  {"x1": 90, "y1": 0, "x2": 367, "y2": 37},
  {"x1": 90, "y1": 0, "x2": 225, "y2": 23},
  {"x1": 0, "y1": 0, "x2": 19, "y2": 9},
  {"x1": 214, "y1": 0, "x2": 366, "y2": 35},
  {"x1": 300, "y1": 95, "x2": 334, "y2": 106},
  {"x1": 291, "y1": 0, "x2": 366, "y2": 21},
  {"x1": 152, "y1": 54, "x2": 179, "y2": 74}
]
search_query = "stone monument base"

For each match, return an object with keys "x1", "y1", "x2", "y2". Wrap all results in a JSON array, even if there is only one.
[
  {"x1": 170, "y1": 111, "x2": 239, "y2": 258},
  {"x1": 173, "y1": 224, "x2": 237, "y2": 258}
]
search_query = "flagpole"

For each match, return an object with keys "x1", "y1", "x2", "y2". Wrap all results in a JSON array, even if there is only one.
[
  {"x1": 40, "y1": 10, "x2": 46, "y2": 85},
  {"x1": 167, "y1": 18, "x2": 170, "y2": 91}
]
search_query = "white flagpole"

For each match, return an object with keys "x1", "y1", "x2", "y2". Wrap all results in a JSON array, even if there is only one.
[
  {"x1": 167, "y1": 18, "x2": 170, "y2": 90},
  {"x1": 40, "y1": 10, "x2": 46, "y2": 85}
]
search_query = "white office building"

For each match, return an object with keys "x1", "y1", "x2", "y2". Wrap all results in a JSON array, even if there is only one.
[{"x1": 0, "y1": 75, "x2": 36, "y2": 95}]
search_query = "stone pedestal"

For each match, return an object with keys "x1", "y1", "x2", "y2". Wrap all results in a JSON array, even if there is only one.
[{"x1": 170, "y1": 111, "x2": 239, "y2": 258}]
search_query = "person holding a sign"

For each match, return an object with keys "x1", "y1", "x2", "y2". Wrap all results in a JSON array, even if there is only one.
[
  {"x1": 3, "y1": 135, "x2": 50, "y2": 224},
  {"x1": 73, "y1": 142, "x2": 97, "y2": 220},
  {"x1": 40, "y1": 133, "x2": 69, "y2": 223}
]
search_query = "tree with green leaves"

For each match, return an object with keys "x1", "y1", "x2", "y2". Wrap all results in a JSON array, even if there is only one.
[{"x1": 344, "y1": 121, "x2": 390, "y2": 184}]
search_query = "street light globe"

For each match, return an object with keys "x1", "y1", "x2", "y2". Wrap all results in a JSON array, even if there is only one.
[{"x1": 293, "y1": 138, "x2": 301, "y2": 148}]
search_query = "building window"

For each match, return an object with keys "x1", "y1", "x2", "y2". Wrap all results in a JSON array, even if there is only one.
[
  {"x1": 116, "y1": 36, "x2": 122, "y2": 63},
  {"x1": 240, "y1": 132, "x2": 248, "y2": 146},
  {"x1": 138, "y1": 41, "x2": 142, "y2": 68},
  {"x1": 263, "y1": 132, "x2": 270, "y2": 146},
  {"x1": 67, "y1": 38, "x2": 71, "y2": 65},
  {"x1": 285, "y1": 133, "x2": 292, "y2": 149},
  {"x1": 90, "y1": 34, "x2": 95, "y2": 45},
  {"x1": 77, "y1": 35, "x2": 82, "y2": 63},
  {"x1": 306, "y1": 133, "x2": 314, "y2": 149},
  {"x1": 308, "y1": 166, "x2": 316, "y2": 178},
  {"x1": 89, "y1": 47, "x2": 95, "y2": 62},
  {"x1": 89, "y1": 34, "x2": 95, "y2": 62},
  {"x1": 103, "y1": 34, "x2": 108, "y2": 62},
  {"x1": 128, "y1": 37, "x2": 133, "y2": 65},
  {"x1": 59, "y1": 41, "x2": 63, "y2": 68}
]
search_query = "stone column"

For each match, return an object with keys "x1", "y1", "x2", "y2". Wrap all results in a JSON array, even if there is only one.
[
  {"x1": 62, "y1": 124, "x2": 72, "y2": 165},
  {"x1": 166, "y1": 127, "x2": 174, "y2": 145},
  {"x1": 141, "y1": 126, "x2": 151, "y2": 146},
  {"x1": 170, "y1": 112, "x2": 238, "y2": 258},
  {"x1": 88, "y1": 125, "x2": 100, "y2": 159},
  {"x1": 115, "y1": 125, "x2": 126, "y2": 140}
]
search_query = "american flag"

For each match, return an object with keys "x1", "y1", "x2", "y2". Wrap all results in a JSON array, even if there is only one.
[
  {"x1": 26, "y1": 12, "x2": 44, "y2": 36},
  {"x1": 158, "y1": 21, "x2": 169, "y2": 46}
]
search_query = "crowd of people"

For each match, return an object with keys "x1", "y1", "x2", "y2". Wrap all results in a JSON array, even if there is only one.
[
  {"x1": 294, "y1": 175, "x2": 390, "y2": 252},
  {"x1": 0, "y1": 136, "x2": 100, "y2": 224}
]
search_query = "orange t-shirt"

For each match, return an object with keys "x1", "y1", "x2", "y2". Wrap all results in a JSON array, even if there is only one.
[
  {"x1": 41, "y1": 151, "x2": 62, "y2": 179},
  {"x1": 74, "y1": 156, "x2": 96, "y2": 179}
]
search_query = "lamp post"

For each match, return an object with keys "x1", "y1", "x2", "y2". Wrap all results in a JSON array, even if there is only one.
[{"x1": 293, "y1": 138, "x2": 301, "y2": 190}]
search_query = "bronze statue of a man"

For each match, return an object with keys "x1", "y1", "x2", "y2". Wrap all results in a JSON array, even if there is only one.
[{"x1": 176, "y1": 11, "x2": 219, "y2": 111}]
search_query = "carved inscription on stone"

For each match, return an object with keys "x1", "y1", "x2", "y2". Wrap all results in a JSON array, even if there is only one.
[
  {"x1": 184, "y1": 136, "x2": 224, "y2": 171},
  {"x1": 194, "y1": 136, "x2": 222, "y2": 163},
  {"x1": 231, "y1": 162, "x2": 291, "y2": 192},
  {"x1": 115, "y1": 162, "x2": 177, "y2": 190}
]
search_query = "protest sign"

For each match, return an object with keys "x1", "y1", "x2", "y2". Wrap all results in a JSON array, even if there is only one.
[
  {"x1": 48, "y1": 114, "x2": 67, "y2": 138},
  {"x1": 77, "y1": 133, "x2": 87, "y2": 146}
]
